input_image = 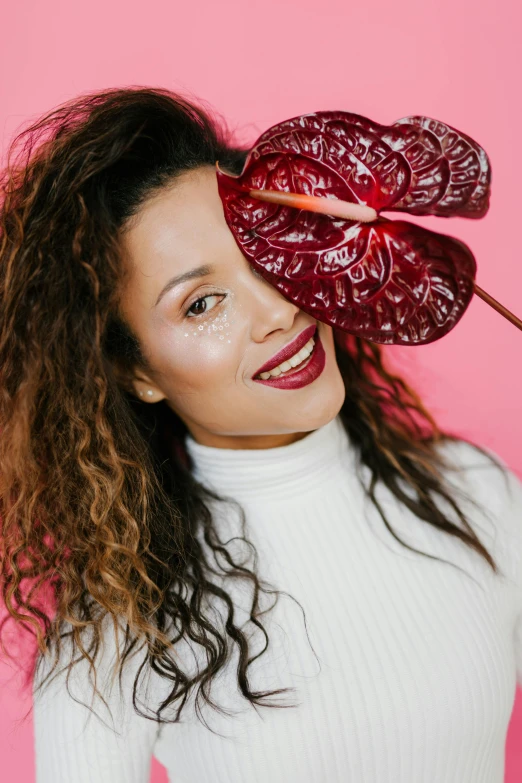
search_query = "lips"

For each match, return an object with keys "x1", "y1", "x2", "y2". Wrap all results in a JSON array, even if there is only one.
[{"x1": 253, "y1": 323, "x2": 317, "y2": 378}]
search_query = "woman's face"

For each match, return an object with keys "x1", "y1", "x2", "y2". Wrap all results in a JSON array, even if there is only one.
[{"x1": 117, "y1": 165, "x2": 346, "y2": 449}]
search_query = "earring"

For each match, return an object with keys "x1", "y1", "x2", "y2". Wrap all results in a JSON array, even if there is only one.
[{"x1": 138, "y1": 390, "x2": 154, "y2": 398}]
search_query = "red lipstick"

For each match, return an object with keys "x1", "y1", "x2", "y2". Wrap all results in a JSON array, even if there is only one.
[
  {"x1": 252, "y1": 329, "x2": 326, "y2": 390},
  {"x1": 253, "y1": 324, "x2": 317, "y2": 378}
]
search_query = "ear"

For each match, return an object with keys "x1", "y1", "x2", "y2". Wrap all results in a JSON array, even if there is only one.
[{"x1": 111, "y1": 360, "x2": 166, "y2": 403}]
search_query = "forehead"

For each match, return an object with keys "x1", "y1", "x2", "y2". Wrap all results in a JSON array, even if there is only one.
[{"x1": 121, "y1": 165, "x2": 230, "y2": 277}]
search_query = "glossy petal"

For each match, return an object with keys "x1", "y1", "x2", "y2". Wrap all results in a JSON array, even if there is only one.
[{"x1": 216, "y1": 111, "x2": 488, "y2": 345}]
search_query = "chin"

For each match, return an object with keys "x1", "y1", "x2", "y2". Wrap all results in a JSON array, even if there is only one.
[{"x1": 291, "y1": 371, "x2": 346, "y2": 431}]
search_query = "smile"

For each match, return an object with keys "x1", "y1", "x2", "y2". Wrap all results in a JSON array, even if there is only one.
[
  {"x1": 256, "y1": 336, "x2": 316, "y2": 379},
  {"x1": 252, "y1": 332, "x2": 326, "y2": 390}
]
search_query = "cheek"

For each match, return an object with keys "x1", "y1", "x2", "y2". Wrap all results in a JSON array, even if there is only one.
[
  {"x1": 180, "y1": 294, "x2": 244, "y2": 361},
  {"x1": 183, "y1": 304, "x2": 233, "y2": 344},
  {"x1": 155, "y1": 301, "x2": 242, "y2": 390}
]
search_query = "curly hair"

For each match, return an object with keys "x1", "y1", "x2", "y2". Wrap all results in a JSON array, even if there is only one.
[{"x1": 0, "y1": 86, "x2": 508, "y2": 734}]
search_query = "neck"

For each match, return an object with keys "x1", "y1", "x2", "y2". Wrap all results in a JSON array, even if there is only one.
[
  {"x1": 183, "y1": 414, "x2": 355, "y2": 501},
  {"x1": 183, "y1": 424, "x2": 315, "y2": 450}
]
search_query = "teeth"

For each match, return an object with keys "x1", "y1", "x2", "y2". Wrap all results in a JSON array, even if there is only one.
[{"x1": 258, "y1": 338, "x2": 315, "y2": 380}]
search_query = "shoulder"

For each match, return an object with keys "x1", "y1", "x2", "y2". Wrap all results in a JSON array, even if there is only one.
[
  {"x1": 435, "y1": 437, "x2": 522, "y2": 576},
  {"x1": 436, "y1": 437, "x2": 521, "y2": 514}
]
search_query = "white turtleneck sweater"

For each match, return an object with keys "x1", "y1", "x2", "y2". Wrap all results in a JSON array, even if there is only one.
[{"x1": 33, "y1": 414, "x2": 522, "y2": 783}]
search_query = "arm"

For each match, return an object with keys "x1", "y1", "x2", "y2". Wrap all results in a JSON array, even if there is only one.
[
  {"x1": 502, "y1": 470, "x2": 522, "y2": 687},
  {"x1": 33, "y1": 618, "x2": 161, "y2": 783},
  {"x1": 438, "y1": 440, "x2": 522, "y2": 686},
  {"x1": 476, "y1": 450, "x2": 522, "y2": 687}
]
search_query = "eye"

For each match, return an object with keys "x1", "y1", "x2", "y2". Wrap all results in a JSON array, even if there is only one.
[{"x1": 185, "y1": 293, "x2": 226, "y2": 318}]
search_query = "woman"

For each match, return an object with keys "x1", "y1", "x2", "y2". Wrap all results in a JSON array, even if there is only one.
[{"x1": 1, "y1": 87, "x2": 521, "y2": 783}]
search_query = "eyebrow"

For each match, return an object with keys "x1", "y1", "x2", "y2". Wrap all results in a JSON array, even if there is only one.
[{"x1": 153, "y1": 263, "x2": 215, "y2": 308}]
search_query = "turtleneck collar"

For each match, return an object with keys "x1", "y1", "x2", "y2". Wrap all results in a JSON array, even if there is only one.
[{"x1": 183, "y1": 414, "x2": 354, "y2": 501}]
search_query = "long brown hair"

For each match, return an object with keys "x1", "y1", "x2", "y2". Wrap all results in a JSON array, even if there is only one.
[{"x1": 0, "y1": 87, "x2": 507, "y2": 733}]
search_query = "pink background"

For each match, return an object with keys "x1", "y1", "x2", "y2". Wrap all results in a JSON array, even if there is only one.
[{"x1": 1, "y1": 0, "x2": 520, "y2": 780}]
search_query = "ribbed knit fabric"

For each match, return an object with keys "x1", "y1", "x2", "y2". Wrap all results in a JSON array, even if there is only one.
[{"x1": 33, "y1": 414, "x2": 522, "y2": 783}]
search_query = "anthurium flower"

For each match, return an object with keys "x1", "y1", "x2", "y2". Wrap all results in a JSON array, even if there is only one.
[{"x1": 216, "y1": 111, "x2": 520, "y2": 346}]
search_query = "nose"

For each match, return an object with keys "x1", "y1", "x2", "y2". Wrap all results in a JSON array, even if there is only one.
[{"x1": 245, "y1": 262, "x2": 302, "y2": 342}]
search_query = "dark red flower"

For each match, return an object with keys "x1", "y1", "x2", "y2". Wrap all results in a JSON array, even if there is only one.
[{"x1": 216, "y1": 112, "x2": 491, "y2": 345}]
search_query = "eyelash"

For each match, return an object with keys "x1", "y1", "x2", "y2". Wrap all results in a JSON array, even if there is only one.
[{"x1": 185, "y1": 292, "x2": 226, "y2": 318}]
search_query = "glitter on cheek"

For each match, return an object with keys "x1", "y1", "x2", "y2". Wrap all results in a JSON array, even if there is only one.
[
  {"x1": 203, "y1": 298, "x2": 238, "y2": 346},
  {"x1": 182, "y1": 293, "x2": 239, "y2": 347}
]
